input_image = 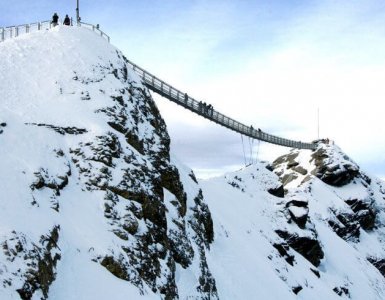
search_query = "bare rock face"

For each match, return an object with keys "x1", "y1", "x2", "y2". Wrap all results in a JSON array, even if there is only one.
[
  {"x1": 345, "y1": 198, "x2": 376, "y2": 231},
  {"x1": 67, "y1": 56, "x2": 217, "y2": 299},
  {"x1": 310, "y1": 147, "x2": 360, "y2": 187},
  {"x1": 275, "y1": 230, "x2": 324, "y2": 267},
  {"x1": 0, "y1": 42, "x2": 217, "y2": 298},
  {"x1": 1, "y1": 227, "x2": 61, "y2": 300},
  {"x1": 268, "y1": 185, "x2": 285, "y2": 198},
  {"x1": 328, "y1": 210, "x2": 361, "y2": 242},
  {"x1": 368, "y1": 257, "x2": 385, "y2": 277}
]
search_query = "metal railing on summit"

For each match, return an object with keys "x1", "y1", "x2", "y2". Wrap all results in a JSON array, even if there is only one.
[
  {"x1": 0, "y1": 20, "x2": 51, "y2": 42},
  {"x1": 78, "y1": 22, "x2": 110, "y2": 42},
  {"x1": 0, "y1": 20, "x2": 110, "y2": 43}
]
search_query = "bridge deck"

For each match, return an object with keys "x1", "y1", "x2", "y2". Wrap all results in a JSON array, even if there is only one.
[{"x1": 125, "y1": 59, "x2": 316, "y2": 150}]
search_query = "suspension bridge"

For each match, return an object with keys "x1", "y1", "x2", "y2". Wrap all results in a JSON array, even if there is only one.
[{"x1": 0, "y1": 20, "x2": 317, "y2": 151}]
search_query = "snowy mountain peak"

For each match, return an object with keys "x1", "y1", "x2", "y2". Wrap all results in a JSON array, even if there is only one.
[
  {"x1": 200, "y1": 142, "x2": 385, "y2": 299},
  {"x1": 0, "y1": 26, "x2": 217, "y2": 299}
]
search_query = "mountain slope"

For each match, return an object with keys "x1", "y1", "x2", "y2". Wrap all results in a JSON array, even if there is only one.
[
  {"x1": 0, "y1": 26, "x2": 216, "y2": 299},
  {"x1": 201, "y1": 143, "x2": 385, "y2": 299}
]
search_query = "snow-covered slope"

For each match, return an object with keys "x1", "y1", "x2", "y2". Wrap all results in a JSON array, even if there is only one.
[
  {"x1": 0, "y1": 26, "x2": 216, "y2": 299},
  {"x1": 2, "y1": 25, "x2": 385, "y2": 300},
  {"x1": 201, "y1": 143, "x2": 385, "y2": 299}
]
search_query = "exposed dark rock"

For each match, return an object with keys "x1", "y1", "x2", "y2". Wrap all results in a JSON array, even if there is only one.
[
  {"x1": 30, "y1": 166, "x2": 71, "y2": 195},
  {"x1": 328, "y1": 211, "x2": 360, "y2": 242},
  {"x1": 310, "y1": 268, "x2": 320, "y2": 278},
  {"x1": 287, "y1": 206, "x2": 309, "y2": 229},
  {"x1": 272, "y1": 152, "x2": 299, "y2": 169},
  {"x1": 190, "y1": 190, "x2": 214, "y2": 247},
  {"x1": 273, "y1": 243, "x2": 295, "y2": 266},
  {"x1": 122, "y1": 217, "x2": 139, "y2": 235},
  {"x1": 276, "y1": 230, "x2": 324, "y2": 267},
  {"x1": 161, "y1": 166, "x2": 187, "y2": 217},
  {"x1": 125, "y1": 130, "x2": 145, "y2": 155},
  {"x1": 14, "y1": 226, "x2": 61, "y2": 299},
  {"x1": 311, "y1": 147, "x2": 359, "y2": 187},
  {"x1": 189, "y1": 170, "x2": 198, "y2": 184},
  {"x1": 227, "y1": 175, "x2": 244, "y2": 191},
  {"x1": 188, "y1": 189, "x2": 218, "y2": 298},
  {"x1": 286, "y1": 199, "x2": 308, "y2": 208},
  {"x1": 142, "y1": 195, "x2": 167, "y2": 229},
  {"x1": 101, "y1": 256, "x2": 129, "y2": 280},
  {"x1": 0, "y1": 122, "x2": 6, "y2": 134},
  {"x1": 80, "y1": 91, "x2": 91, "y2": 100},
  {"x1": 292, "y1": 165, "x2": 307, "y2": 175},
  {"x1": 345, "y1": 198, "x2": 376, "y2": 231},
  {"x1": 292, "y1": 285, "x2": 303, "y2": 295},
  {"x1": 355, "y1": 209, "x2": 376, "y2": 231},
  {"x1": 287, "y1": 161, "x2": 299, "y2": 168},
  {"x1": 368, "y1": 257, "x2": 385, "y2": 277},
  {"x1": 282, "y1": 173, "x2": 298, "y2": 186},
  {"x1": 268, "y1": 185, "x2": 285, "y2": 198},
  {"x1": 25, "y1": 123, "x2": 87, "y2": 135},
  {"x1": 333, "y1": 286, "x2": 350, "y2": 297},
  {"x1": 286, "y1": 199, "x2": 309, "y2": 229}
]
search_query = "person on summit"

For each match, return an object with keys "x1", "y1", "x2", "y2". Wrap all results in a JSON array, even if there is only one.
[
  {"x1": 63, "y1": 14, "x2": 71, "y2": 26},
  {"x1": 51, "y1": 13, "x2": 59, "y2": 27}
]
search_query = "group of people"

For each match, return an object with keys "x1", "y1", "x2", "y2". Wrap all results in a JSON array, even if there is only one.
[
  {"x1": 183, "y1": 94, "x2": 214, "y2": 117},
  {"x1": 51, "y1": 13, "x2": 71, "y2": 27},
  {"x1": 199, "y1": 101, "x2": 214, "y2": 117},
  {"x1": 250, "y1": 126, "x2": 262, "y2": 133}
]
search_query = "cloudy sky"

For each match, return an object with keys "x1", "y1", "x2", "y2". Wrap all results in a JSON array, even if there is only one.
[{"x1": 2, "y1": 1, "x2": 385, "y2": 179}]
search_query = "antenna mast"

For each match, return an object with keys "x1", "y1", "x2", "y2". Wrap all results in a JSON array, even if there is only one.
[{"x1": 76, "y1": 0, "x2": 80, "y2": 24}]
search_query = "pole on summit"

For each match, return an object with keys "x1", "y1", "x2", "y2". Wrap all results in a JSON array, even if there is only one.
[{"x1": 76, "y1": 0, "x2": 80, "y2": 24}]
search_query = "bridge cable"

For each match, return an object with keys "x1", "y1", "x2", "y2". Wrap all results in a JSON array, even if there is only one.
[
  {"x1": 241, "y1": 134, "x2": 247, "y2": 166},
  {"x1": 249, "y1": 137, "x2": 254, "y2": 165},
  {"x1": 256, "y1": 140, "x2": 261, "y2": 163}
]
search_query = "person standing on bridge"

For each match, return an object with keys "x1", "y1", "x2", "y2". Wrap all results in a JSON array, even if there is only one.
[
  {"x1": 203, "y1": 102, "x2": 207, "y2": 114},
  {"x1": 51, "y1": 13, "x2": 59, "y2": 27},
  {"x1": 184, "y1": 93, "x2": 188, "y2": 104},
  {"x1": 207, "y1": 104, "x2": 214, "y2": 117}
]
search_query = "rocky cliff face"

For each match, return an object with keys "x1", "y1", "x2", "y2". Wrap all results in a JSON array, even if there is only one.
[
  {"x1": 0, "y1": 26, "x2": 216, "y2": 299},
  {"x1": 199, "y1": 142, "x2": 385, "y2": 299},
  {"x1": 269, "y1": 142, "x2": 385, "y2": 296}
]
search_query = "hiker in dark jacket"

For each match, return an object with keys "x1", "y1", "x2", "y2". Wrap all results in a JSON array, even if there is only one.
[
  {"x1": 51, "y1": 13, "x2": 59, "y2": 27},
  {"x1": 63, "y1": 15, "x2": 71, "y2": 26}
]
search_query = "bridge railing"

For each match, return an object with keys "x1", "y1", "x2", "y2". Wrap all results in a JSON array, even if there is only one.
[
  {"x1": 0, "y1": 20, "x2": 110, "y2": 43},
  {"x1": 126, "y1": 58, "x2": 316, "y2": 150}
]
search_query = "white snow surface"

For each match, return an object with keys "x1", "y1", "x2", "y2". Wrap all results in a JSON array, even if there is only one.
[{"x1": 2, "y1": 26, "x2": 385, "y2": 300}]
